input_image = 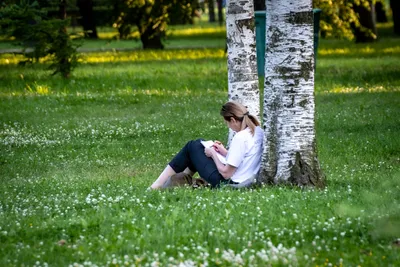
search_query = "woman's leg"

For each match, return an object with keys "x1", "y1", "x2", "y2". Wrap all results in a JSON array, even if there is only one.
[
  {"x1": 151, "y1": 139, "x2": 225, "y2": 189},
  {"x1": 150, "y1": 165, "x2": 176, "y2": 189},
  {"x1": 150, "y1": 166, "x2": 194, "y2": 189},
  {"x1": 169, "y1": 139, "x2": 225, "y2": 187}
]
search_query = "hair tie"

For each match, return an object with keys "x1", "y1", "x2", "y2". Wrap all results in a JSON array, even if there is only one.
[{"x1": 244, "y1": 111, "x2": 249, "y2": 116}]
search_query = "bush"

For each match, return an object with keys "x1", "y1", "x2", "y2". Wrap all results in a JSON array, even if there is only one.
[{"x1": 0, "y1": 0, "x2": 79, "y2": 77}]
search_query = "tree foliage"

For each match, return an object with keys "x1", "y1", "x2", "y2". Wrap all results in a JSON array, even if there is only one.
[
  {"x1": 314, "y1": 0, "x2": 378, "y2": 40},
  {"x1": 0, "y1": 0, "x2": 79, "y2": 77},
  {"x1": 113, "y1": 0, "x2": 198, "y2": 49}
]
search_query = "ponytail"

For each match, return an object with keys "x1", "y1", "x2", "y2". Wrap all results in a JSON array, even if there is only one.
[{"x1": 220, "y1": 101, "x2": 260, "y2": 135}]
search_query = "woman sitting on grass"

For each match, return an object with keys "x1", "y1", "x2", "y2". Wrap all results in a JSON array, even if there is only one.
[{"x1": 150, "y1": 101, "x2": 263, "y2": 189}]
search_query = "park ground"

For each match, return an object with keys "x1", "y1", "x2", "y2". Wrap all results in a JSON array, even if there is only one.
[{"x1": 0, "y1": 21, "x2": 399, "y2": 266}]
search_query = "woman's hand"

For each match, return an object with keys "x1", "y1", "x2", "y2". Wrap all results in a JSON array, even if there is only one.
[
  {"x1": 212, "y1": 141, "x2": 228, "y2": 156},
  {"x1": 204, "y1": 147, "x2": 214, "y2": 157}
]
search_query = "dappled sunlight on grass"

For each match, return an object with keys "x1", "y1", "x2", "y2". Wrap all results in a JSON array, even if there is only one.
[
  {"x1": 80, "y1": 49, "x2": 226, "y2": 63},
  {"x1": 0, "y1": 54, "x2": 53, "y2": 65},
  {"x1": 319, "y1": 46, "x2": 400, "y2": 56},
  {"x1": 320, "y1": 86, "x2": 400, "y2": 94},
  {"x1": 0, "y1": 86, "x2": 226, "y2": 99},
  {"x1": 168, "y1": 26, "x2": 226, "y2": 37},
  {"x1": 383, "y1": 46, "x2": 400, "y2": 53},
  {"x1": 97, "y1": 31, "x2": 139, "y2": 40},
  {"x1": 25, "y1": 82, "x2": 50, "y2": 95},
  {"x1": 0, "y1": 48, "x2": 226, "y2": 65},
  {"x1": 76, "y1": 25, "x2": 226, "y2": 41}
]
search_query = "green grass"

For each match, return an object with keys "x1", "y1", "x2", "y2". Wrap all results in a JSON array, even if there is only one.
[{"x1": 0, "y1": 25, "x2": 400, "y2": 266}]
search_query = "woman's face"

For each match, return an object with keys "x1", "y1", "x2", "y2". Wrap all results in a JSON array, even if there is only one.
[{"x1": 225, "y1": 117, "x2": 241, "y2": 132}]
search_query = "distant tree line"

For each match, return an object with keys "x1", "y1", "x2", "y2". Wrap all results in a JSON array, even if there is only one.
[
  {"x1": 0, "y1": 0, "x2": 399, "y2": 78},
  {"x1": 1, "y1": 0, "x2": 399, "y2": 49}
]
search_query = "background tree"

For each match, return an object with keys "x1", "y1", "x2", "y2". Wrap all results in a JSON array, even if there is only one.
[
  {"x1": 353, "y1": 0, "x2": 377, "y2": 42},
  {"x1": 0, "y1": 0, "x2": 79, "y2": 78},
  {"x1": 168, "y1": 0, "x2": 200, "y2": 25},
  {"x1": 314, "y1": 0, "x2": 378, "y2": 41},
  {"x1": 216, "y1": 0, "x2": 223, "y2": 25},
  {"x1": 375, "y1": 0, "x2": 387, "y2": 23},
  {"x1": 77, "y1": 0, "x2": 98, "y2": 39},
  {"x1": 113, "y1": 0, "x2": 198, "y2": 49},
  {"x1": 259, "y1": 0, "x2": 324, "y2": 187},
  {"x1": 391, "y1": 0, "x2": 400, "y2": 35},
  {"x1": 113, "y1": 0, "x2": 168, "y2": 49},
  {"x1": 208, "y1": 0, "x2": 215, "y2": 22},
  {"x1": 225, "y1": 0, "x2": 260, "y2": 124}
]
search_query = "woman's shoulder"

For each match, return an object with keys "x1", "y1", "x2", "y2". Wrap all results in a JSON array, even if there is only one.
[
  {"x1": 235, "y1": 127, "x2": 263, "y2": 140},
  {"x1": 255, "y1": 126, "x2": 264, "y2": 135},
  {"x1": 255, "y1": 126, "x2": 263, "y2": 132},
  {"x1": 254, "y1": 126, "x2": 263, "y2": 142}
]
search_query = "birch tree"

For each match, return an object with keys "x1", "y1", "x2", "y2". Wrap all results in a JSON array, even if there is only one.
[
  {"x1": 225, "y1": 0, "x2": 260, "y2": 119},
  {"x1": 259, "y1": 0, "x2": 325, "y2": 187}
]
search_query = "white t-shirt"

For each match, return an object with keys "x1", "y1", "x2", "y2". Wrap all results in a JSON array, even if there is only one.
[{"x1": 225, "y1": 126, "x2": 263, "y2": 183}]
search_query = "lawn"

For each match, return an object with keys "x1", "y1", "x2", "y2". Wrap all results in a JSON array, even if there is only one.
[{"x1": 0, "y1": 23, "x2": 399, "y2": 266}]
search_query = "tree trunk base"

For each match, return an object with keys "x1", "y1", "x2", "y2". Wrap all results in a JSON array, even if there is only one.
[
  {"x1": 353, "y1": 3, "x2": 377, "y2": 43},
  {"x1": 140, "y1": 29, "x2": 164, "y2": 49},
  {"x1": 288, "y1": 152, "x2": 325, "y2": 188},
  {"x1": 141, "y1": 37, "x2": 164, "y2": 49}
]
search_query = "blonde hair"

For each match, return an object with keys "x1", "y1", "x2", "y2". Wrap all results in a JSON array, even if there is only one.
[{"x1": 220, "y1": 101, "x2": 260, "y2": 135}]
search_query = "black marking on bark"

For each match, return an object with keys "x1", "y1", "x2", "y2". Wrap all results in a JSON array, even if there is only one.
[
  {"x1": 286, "y1": 11, "x2": 313, "y2": 25},
  {"x1": 228, "y1": 3, "x2": 245, "y2": 14},
  {"x1": 299, "y1": 98, "x2": 309, "y2": 108},
  {"x1": 235, "y1": 18, "x2": 254, "y2": 34},
  {"x1": 275, "y1": 66, "x2": 293, "y2": 77},
  {"x1": 299, "y1": 60, "x2": 313, "y2": 81},
  {"x1": 229, "y1": 73, "x2": 258, "y2": 83},
  {"x1": 286, "y1": 95, "x2": 295, "y2": 108},
  {"x1": 269, "y1": 27, "x2": 283, "y2": 48}
]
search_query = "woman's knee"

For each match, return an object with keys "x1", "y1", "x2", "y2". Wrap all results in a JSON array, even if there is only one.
[{"x1": 186, "y1": 139, "x2": 203, "y2": 149}]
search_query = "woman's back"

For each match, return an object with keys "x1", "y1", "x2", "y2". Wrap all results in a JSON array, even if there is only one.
[{"x1": 226, "y1": 126, "x2": 263, "y2": 183}]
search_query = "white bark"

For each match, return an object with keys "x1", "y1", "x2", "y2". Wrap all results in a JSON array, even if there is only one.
[
  {"x1": 225, "y1": 0, "x2": 260, "y2": 118},
  {"x1": 225, "y1": 0, "x2": 260, "y2": 145},
  {"x1": 259, "y1": 0, "x2": 324, "y2": 187}
]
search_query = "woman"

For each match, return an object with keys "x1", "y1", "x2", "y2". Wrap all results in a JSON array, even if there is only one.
[{"x1": 150, "y1": 101, "x2": 263, "y2": 189}]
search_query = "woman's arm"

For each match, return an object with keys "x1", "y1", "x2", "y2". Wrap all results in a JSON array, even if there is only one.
[{"x1": 205, "y1": 147, "x2": 236, "y2": 179}]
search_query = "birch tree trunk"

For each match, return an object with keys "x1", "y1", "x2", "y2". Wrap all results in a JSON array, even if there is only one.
[
  {"x1": 259, "y1": 0, "x2": 325, "y2": 187},
  {"x1": 225, "y1": 0, "x2": 260, "y2": 118}
]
